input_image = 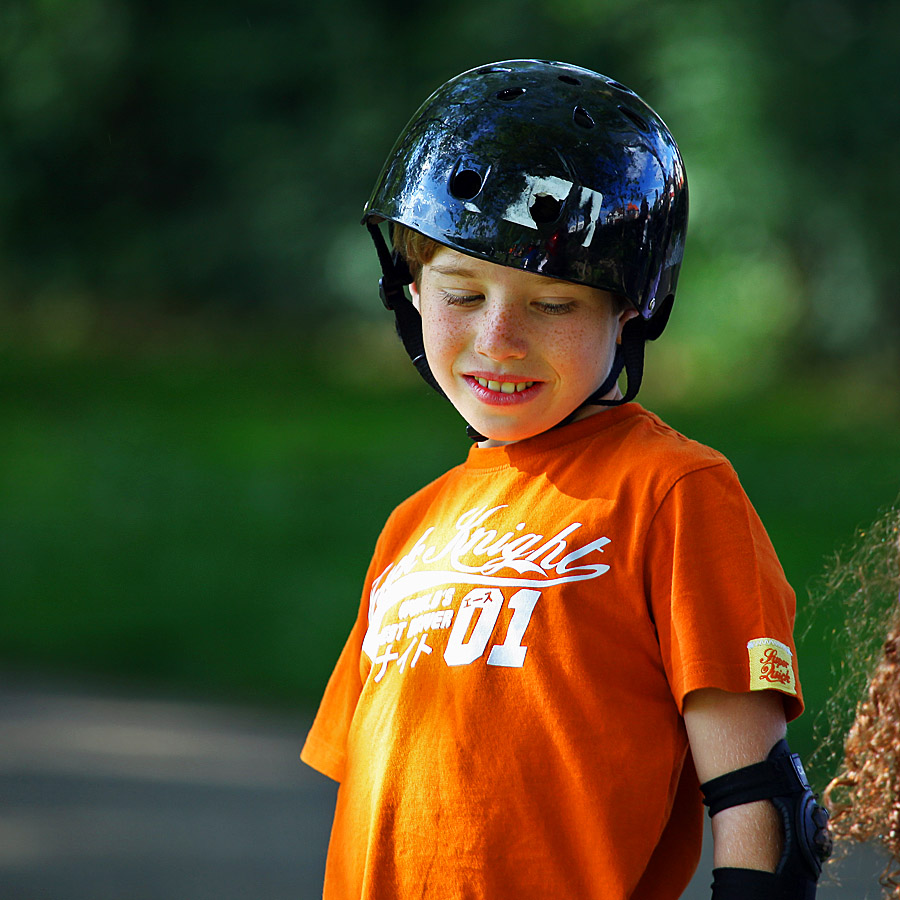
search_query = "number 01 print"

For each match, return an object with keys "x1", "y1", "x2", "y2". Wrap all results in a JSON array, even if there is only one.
[{"x1": 443, "y1": 587, "x2": 541, "y2": 668}]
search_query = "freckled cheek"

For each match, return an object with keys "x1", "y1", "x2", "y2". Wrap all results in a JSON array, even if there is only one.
[
  {"x1": 549, "y1": 321, "x2": 613, "y2": 382},
  {"x1": 421, "y1": 309, "x2": 469, "y2": 368},
  {"x1": 548, "y1": 324, "x2": 590, "y2": 362}
]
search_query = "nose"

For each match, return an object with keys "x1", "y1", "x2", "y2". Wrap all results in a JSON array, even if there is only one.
[{"x1": 473, "y1": 299, "x2": 528, "y2": 360}]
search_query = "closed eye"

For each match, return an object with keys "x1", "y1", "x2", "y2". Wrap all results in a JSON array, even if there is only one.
[
  {"x1": 439, "y1": 290, "x2": 483, "y2": 307},
  {"x1": 535, "y1": 300, "x2": 576, "y2": 315}
]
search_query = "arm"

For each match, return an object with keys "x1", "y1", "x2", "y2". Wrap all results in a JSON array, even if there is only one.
[{"x1": 683, "y1": 687, "x2": 787, "y2": 871}]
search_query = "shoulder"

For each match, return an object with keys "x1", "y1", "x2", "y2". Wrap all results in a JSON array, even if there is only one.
[
  {"x1": 606, "y1": 405, "x2": 727, "y2": 470},
  {"x1": 620, "y1": 408, "x2": 762, "y2": 521},
  {"x1": 574, "y1": 404, "x2": 734, "y2": 496},
  {"x1": 378, "y1": 462, "x2": 466, "y2": 540}
]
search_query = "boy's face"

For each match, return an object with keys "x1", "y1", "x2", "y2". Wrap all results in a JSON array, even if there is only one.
[{"x1": 410, "y1": 247, "x2": 637, "y2": 447}]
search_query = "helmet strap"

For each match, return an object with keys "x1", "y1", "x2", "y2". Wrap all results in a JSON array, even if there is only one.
[
  {"x1": 591, "y1": 316, "x2": 646, "y2": 406},
  {"x1": 366, "y1": 222, "x2": 447, "y2": 399}
]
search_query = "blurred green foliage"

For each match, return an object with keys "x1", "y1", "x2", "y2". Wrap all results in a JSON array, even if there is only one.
[
  {"x1": 1, "y1": 0, "x2": 899, "y2": 382},
  {"x1": 1, "y1": 0, "x2": 899, "y2": 774}
]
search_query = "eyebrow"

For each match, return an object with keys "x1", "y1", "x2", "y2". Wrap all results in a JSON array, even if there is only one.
[
  {"x1": 429, "y1": 263, "x2": 566, "y2": 286},
  {"x1": 429, "y1": 263, "x2": 483, "y2": 278}
]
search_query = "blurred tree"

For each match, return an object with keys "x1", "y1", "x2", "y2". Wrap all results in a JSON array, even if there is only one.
[
  {"x1": 0, "y1": 0, "x2": 896, "y2": 380},
  {"x1": 769, "y1": 0, "x2": 900, "y2": 362}
]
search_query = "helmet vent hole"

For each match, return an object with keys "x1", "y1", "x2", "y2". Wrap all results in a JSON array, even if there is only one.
[
  {"x1": 449, "y1": 169, "x2": 484, "y2": 201},
  {"x1": 530, "y1": 193, "x2": 563, "y2": 225},
  {"x1": 607, "y1": 79, "x2": 633, "y2": 93},
  {"x1": 618, "y1": 105, "x2": 649, "y2": 132},
  {"x1": 495, "y1": 87, "x2": 526, "y2": 101},
  {"x1": 558, "y1": 74, "x2": 582, "y2": 86},
  {"x1": 573, "y1": 106, "x2": 595, "y2": 129}
]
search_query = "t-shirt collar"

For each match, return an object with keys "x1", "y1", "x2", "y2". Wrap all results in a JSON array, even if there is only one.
[{"x1": 464, "y1": 402, "x2": 642, "y2": 470}]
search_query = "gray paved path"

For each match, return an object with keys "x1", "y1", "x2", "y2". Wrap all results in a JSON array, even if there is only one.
[{"x1": 0, "y1": 676, "x2": 888, "y2": 899}]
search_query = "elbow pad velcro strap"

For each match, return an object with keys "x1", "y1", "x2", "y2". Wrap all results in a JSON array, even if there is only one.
[
  {"x1": 711, "y1": 867, "x2": 816, "y2": 900},
  {"x1": 700, "y1": 739, "x2": 832, "y2": 888},
  {"x1": 700, "y1": 739, "x2": 802, "y2": 817}
]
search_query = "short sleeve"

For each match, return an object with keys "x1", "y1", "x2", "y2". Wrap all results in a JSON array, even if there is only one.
[
  {"x1": 645, "y1": 462, "x2": 803, "y2": 722},
  {"x1": 300, "y1": 525, "x2": 392, "y2": 781},
  {"x1": 300, "y1": 606, "x2": 368, "y2": 781}
]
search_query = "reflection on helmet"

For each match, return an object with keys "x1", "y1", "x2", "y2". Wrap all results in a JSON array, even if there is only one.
[{"x1": 364, "y1": 59, "x2": 688, "y2": 341}]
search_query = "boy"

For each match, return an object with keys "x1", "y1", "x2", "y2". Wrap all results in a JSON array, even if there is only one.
[{"x1": 301, "y1": 60, "x2": 830, "y2": 899}]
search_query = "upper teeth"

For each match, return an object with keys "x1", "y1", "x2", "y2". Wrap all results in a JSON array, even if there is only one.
[{"x1": 476, "y1": 378, "x2": 535, "y2": 393}]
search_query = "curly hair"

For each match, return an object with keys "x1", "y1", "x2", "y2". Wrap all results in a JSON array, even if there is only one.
[{"x1": 821, "y1": 508, "x2": 900, "y2": 897}]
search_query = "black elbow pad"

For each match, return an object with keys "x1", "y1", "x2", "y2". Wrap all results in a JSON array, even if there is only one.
[{"x1": 700, "y1": 738, "x2": 833, "y2": 892}]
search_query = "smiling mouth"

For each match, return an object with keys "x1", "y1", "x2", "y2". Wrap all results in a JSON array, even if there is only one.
[{"x1": 473, "y1": 377, "x2": 536, "y2": 394}]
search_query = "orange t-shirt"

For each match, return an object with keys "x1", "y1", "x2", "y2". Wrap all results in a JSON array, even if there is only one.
[{"x1": 302, "y1": 404, "x2": 802, "y2": 900}]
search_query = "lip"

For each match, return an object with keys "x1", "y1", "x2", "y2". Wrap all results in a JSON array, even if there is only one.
[{"x1": 463, "y1": 374, "x2": 544, "y2": 406}]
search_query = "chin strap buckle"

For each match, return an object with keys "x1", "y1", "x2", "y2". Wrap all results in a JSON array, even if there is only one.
[{"x1": 378, "y1": 274, "x2": 402, "y2": 311}]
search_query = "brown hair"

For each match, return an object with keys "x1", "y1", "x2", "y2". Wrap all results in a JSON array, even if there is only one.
[
  {"x1": 391, "y1": 224, "x2": 443, "y2": 285},
  {"x1": 820, "y1": 508, "x2": 900, "y2": 897}
]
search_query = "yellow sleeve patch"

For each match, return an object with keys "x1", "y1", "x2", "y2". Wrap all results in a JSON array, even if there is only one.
[{"x1": 747, "y1": 637, "x2": 797, "y2": 696}]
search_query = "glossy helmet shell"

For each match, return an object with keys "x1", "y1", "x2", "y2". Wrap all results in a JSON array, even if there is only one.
[{"x1": 363, "y1": 59, "x2": 688, "y2": 340}]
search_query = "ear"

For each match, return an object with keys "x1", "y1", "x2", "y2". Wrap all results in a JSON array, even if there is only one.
[
  {"x1": 616, "y1": 308, "x2": 639, "y2": 344},
  {"x1": 408, "y1": 280, "x2": 421, "y2": 313}
]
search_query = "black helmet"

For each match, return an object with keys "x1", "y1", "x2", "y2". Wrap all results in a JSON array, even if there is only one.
[{"x1": 363, "y1": 59, "x2": 688, "y2": 420}]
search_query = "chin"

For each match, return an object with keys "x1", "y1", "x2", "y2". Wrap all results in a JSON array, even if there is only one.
[{"x1": 469, "y1": 418, "x2": 546, "y2": 445}]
